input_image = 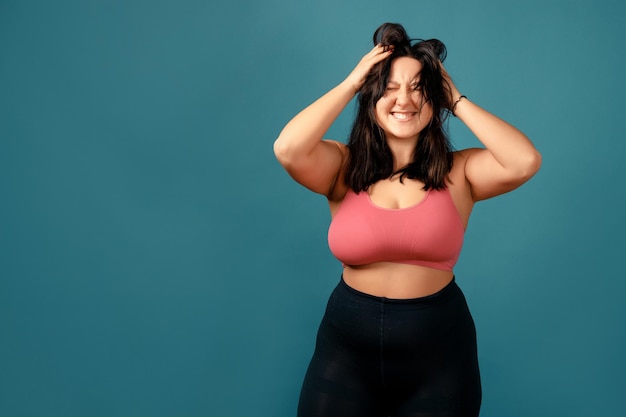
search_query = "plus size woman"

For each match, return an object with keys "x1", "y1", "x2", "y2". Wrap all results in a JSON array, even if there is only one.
[{"x1": 274, "y1": 22, "x2": 541, "y2": 417}]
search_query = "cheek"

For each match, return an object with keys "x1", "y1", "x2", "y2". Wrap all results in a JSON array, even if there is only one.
[
  {"x1": 420, "y1": 101, "x2": 434, "y2": 118},
  {"x1": 375, "y1": 96, "x2": 390, "y2": 109},
  {"x1": 374, "y1": 100, "x2": 387, "y2": 121}
]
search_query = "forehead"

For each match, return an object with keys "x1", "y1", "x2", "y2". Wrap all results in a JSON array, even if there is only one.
[{"x1": 388, "y1": 56, "x2": 423, "y2": 81}]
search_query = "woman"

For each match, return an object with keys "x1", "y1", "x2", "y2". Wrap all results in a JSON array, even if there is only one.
[{"x1": 274, "y1": 23, "x2": 541, "y2": 417}]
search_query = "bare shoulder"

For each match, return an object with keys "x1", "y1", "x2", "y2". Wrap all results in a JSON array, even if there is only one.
[
  {"x1": 449, "y1": 148, "x2": 485, "y2": 183},
  {"x1": 449, "y1": 149, "x2": 476, "y2": 182},
  {"x1": 452, "y1": 148, "x2": 481, "y2": 166},
  {"x1": 276, "y1": 138, "x2": 350, "y2": 198},
  {"x1": 326, "y1": 139, "x2": 348, "y2": 155}
]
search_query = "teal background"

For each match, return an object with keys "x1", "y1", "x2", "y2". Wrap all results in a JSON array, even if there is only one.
[{"x1": 1, "y1": 0, "x2": 624, "y2": 416}]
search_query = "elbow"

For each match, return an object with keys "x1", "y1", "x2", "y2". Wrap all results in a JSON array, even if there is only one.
[
  {"x1": 273, "y1": 136, "x2": 300, "y2": 168},
  {"x1": 528, "y1": 149, "x2": 542, "y2": 176},
  {"x1": 519, "y1": 149, "x2": 542, "y2": 181},
  {"x1": 273, "y1": 137, "x2": 291, "y2": 165}
]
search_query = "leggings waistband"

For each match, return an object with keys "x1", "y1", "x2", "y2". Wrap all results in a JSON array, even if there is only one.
[{"x1": 338, "y1": 274, "x2": 460, "y2": 308}]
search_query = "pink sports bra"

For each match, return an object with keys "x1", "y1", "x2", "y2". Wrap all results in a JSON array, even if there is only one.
[{"x1": 328, "y1": 187, "x2": 465, "y2": 271}]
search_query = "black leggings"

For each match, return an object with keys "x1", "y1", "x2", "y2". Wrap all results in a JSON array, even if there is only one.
[{"x1": 298, "y1": 276, "x2": 481, "y2": 417}]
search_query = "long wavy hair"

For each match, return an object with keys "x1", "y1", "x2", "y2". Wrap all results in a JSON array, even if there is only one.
[{"x1": 345, "y1": 22, "x2": 454, "y2": 192}]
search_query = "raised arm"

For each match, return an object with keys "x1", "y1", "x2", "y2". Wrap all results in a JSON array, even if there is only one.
[
  {"x1": 273, "y1": 45, "x2": 393, "y2": 198},
  {"x1": 442, "y1": 66, "x2": 542, "y2": 201}
]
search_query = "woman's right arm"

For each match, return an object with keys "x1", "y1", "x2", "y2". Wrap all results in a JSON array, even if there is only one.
[{"x1": 273, "y1": 45, "x2": 393, "y2": 198}]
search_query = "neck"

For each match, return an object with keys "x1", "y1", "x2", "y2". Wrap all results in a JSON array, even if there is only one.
[{"x1": 386, "y1": 137, "x2": 417, "y2": 170}]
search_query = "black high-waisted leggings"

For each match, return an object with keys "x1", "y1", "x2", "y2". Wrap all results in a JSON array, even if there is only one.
[{"x1": 298, "y1": 276, "x2": 481, "y2": 417}]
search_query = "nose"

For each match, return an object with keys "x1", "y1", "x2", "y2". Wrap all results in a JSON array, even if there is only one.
[{"x1": 395, "y1": 86, "x2": 412, "y2": 106}]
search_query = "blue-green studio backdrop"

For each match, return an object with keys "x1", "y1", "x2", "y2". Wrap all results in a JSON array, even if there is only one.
[{"x1": 1, "y1": 0, "x2": 624, "y2": 416}]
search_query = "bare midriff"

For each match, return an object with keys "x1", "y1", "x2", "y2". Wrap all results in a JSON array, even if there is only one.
[{"x1": 342, "y1": 262, "x2": 454, "y2": 299}]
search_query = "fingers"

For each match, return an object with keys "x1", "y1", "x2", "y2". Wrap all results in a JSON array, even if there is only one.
[
  {"x1": 344, "y1": 44, "x2": 393, "y2": 93},
  {"x1": 380, "y1": 44, "x2": 394, "y2": 53},
  {"x1": 438, "y1": 63, "x2": 460, "y2": 105},
  {"x1": 371, "y1": 43, "x2": 394, "y2": 56},
  {"x1": 357, "y1": 45, "x2": 392, "y2": 71},
  {"x1": 363, "y1": 44, "x2": 391, "y2": 59},
  {"x1": 366, "y1": 44, "x2": 393, "y2": 64}
]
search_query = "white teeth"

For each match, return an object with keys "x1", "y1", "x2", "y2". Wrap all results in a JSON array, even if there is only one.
[{"x1": 392, "y1": 112, "x2": 414, "y2": 120}]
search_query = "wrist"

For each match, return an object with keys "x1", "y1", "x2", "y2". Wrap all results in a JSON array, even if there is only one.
[
  {"x1": 451, "y1": 95, "x2": 467, "y2": 117},
  {"x1": 339, "y1": 79, "x2": 359, "y2": 96}
]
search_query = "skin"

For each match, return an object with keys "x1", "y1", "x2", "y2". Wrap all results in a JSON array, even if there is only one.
[{"x1": 274, "y1": 45, "x2": 541, "y2": 299}]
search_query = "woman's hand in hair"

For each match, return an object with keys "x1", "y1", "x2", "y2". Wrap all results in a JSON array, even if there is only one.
[
  {"x1": 343, "y1": 44, "x2": 393, "y2": 94},
  {"x1": 274, "y1": 46, "x2": 392, "y2": 198},
  {"x1": 439, "y1": 63, "x2": 462, "y2": 109},
  {"x1": 441, "y1": 63, "x2": 542, "y2": 201}
]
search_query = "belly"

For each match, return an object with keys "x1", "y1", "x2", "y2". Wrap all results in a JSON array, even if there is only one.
[{"x1": 342, "y1": 262, "x2": 454, "y2": 299}]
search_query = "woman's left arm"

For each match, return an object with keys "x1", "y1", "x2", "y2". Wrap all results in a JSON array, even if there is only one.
[{"x1": 444, "y1": 68, "x2": 542, "y2": 201}]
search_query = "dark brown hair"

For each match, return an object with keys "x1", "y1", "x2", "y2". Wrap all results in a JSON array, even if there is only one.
[{"x1": 345, "y1": 22, "x2": 454, "y2": 192}]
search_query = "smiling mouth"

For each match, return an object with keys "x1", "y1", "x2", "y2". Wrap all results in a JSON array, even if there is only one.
[{"x1": 391, "y1": 112, "x2": 418, "y2": 121}]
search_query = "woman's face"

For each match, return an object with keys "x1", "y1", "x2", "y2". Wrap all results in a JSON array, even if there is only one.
[{"x1": 375, "y1": 56, "x2": 433, "y2": 144}]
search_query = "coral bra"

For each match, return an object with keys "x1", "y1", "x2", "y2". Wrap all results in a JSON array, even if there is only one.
[{"x1": 328, "y1": 187, "x2": 465, "y2": 271}]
